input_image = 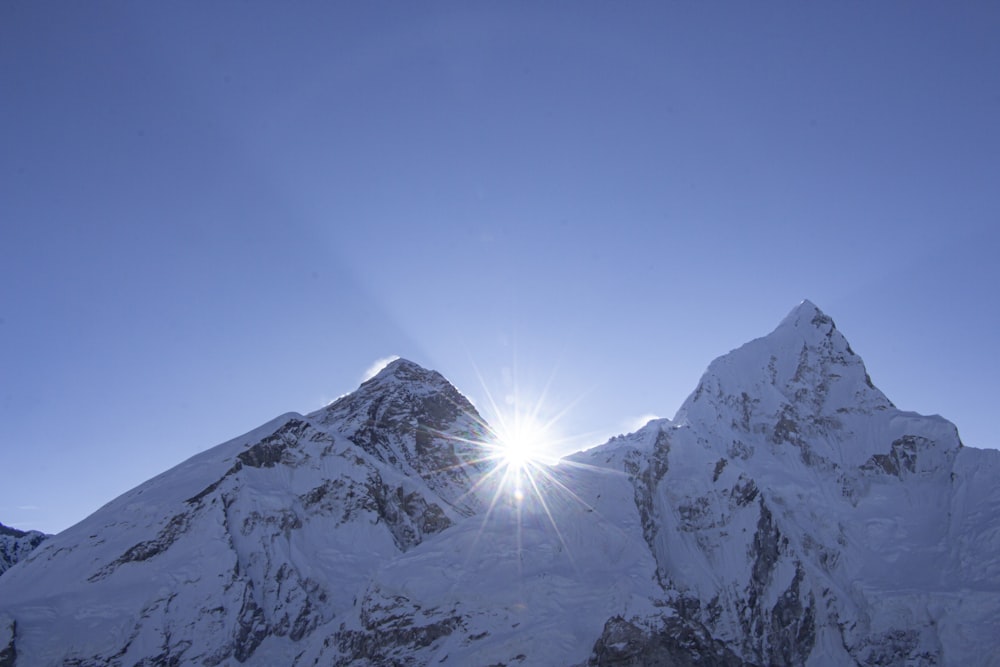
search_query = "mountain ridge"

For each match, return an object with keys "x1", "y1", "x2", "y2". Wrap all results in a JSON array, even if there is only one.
[{"x1": 1, "y1": 301, "x2": 997, "y2": 666}]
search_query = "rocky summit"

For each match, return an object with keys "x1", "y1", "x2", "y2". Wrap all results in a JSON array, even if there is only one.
[{"x1": 1, "y1": 302, "x2": 997, "y2": 666}]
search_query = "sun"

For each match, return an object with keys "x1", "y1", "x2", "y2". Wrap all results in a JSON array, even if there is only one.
[
  {"x1": 459, "y1": 359, "x2": 590, "y2": 513},
  {"x1": 493, "y1": 413, "x2": 550, "y2": 473},
  {"x1": 453, "y1": 360, "x2": 615, "y2": 570}
]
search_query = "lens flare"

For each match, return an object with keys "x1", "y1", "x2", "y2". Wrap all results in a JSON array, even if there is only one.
[
  {"x1": 438, "y1": 356, "x2": 616, "y2": 575},
  {"x1": 493, "y1": 413, "x2": 550, "y2": 473}
]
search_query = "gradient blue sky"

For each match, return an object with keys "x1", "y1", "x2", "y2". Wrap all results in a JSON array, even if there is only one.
[{"x1": 2, "y1": 2, "x2": 998, "y2": 534}]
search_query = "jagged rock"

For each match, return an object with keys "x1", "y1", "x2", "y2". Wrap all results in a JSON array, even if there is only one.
[
  {"x1": 0, "y1": 615, "x2": 15, "y2": 667},
  {"x1": 586, "y1": 615, "x2": 746, "y2": 667},
  {"x1": 0, "y1": 523, "x2": 48, "y2": 577}
]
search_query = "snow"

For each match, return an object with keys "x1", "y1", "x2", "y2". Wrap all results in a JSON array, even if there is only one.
[{"x1": 1, "y1": 301, "x2": 998, "y2": 665}]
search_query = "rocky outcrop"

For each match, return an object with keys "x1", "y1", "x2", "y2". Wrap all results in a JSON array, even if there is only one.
[
  {"x1": 0, "y1": 615, "x2": 15, "y2": 667},
  {"x1": 0, "y1": 523, "x2": 47, "y2": 578},
  {"x1": 586, "y1": 615, "x2": 746, "y2": 667}
]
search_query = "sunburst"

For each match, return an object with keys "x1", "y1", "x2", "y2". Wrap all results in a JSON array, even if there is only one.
[
  {"x1": 422, "y1": 354, "x2": 625, "y2": 579},
  {"x1": 439, "y1": 360, "x2": 610, "y2": 565},
  {"x1": 490, "y1": 412, "x2": 552, "y2": 473}
]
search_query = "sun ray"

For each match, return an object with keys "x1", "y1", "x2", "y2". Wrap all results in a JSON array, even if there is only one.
[
  {"x1": 440, "y1": 353, "x2": 648, "y2": 581},
  {"x1": 522, "y1": 464, "x2": 576, "y2": 568}
]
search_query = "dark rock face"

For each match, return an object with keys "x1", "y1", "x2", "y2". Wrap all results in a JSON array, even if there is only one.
[
  {"x1": 0, "y1": 523, "x2": 48, "y2": 577},
  {"x1": 586, "y1": 615, "x2": 747, "y2": 667},
  {"x1": 856, "y1": 629, "x2": 931, "y2": 666},
  {"x1": 861, "y1": 435, "x2": 931, "y2": 478},
  {"x1": 767, "y1": 564, "x2": 816, "y2": 667},
  {"x1": 333, "y1": 586, "x2": 462, "y2": 667},
  {"x1": 623, "y1": 425, "x2": 671, "y2": 586},
  {"x1": 237, "y1": 419, "x2": 312, "y2": 469},
  {"x1": 233, "y1": 582, "x2": 268, "y2": 662},
  {"x1": 367, "y1": 479, "x2": 452, "y2": 551},
  {"x1": 334, "y1": 615, "x2": 461, "y2": 667},
  {"x1": 0, "y1": 616, "x2": 15, "y2": 667},
  {"x1": 89, "y1": 512, "x2": 191, "y2": 582},
  {"x1": 315, "y1": 359, "x2": 492, "y2": 515}
]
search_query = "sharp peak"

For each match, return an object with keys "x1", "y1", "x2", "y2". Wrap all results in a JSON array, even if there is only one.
[
  {"x1": 745, "y1": 299, "x2": 860, "y2": 368},
  {"x1": 355, "y1": 357, "x2": 465, "y2": 400},
  {"x1": 315, "y1": 356, "x2": 476, "y2": 422},
  {"x1": 673, "y1": 298, "x2": 893, "y2": 424},
  {"x1": 367, "y1": 357, "x2": 440, "y2": 382},
  {"x1": 791, "y1": 298, "x2": 822, "y2": 316},
  {"x1": 776, "y1": 299, "x2": 835, "y2": 333},
  {"x1": 795, "y1": 298, "x2": 820, "y2": 311}
]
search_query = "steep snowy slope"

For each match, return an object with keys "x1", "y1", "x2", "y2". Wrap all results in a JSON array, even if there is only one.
[
  {"x1": 0, "y1": 523, "x2": 47, "y2": 577},
  {"x1": 1, "y1": 302, "x2": 997, "y2": 666},
  {"x1": 564, "y1": 301, "x2": 1000, "y2": 666},
  {"x1": 0, "y1": 360, "x2": 494, "y2": 665}
]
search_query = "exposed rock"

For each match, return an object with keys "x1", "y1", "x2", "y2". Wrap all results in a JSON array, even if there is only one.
[
  {"x1": 334, "y1": 587, "x2": 462, "y2": 667},
  {"x1": 0, "y1": 523, "x2": 47, "y2": 577},
  {"x1": 0, "y1": 615, "x2": 15, "y2": 667},
  {"x1": 861, "y1": 435, "x2": 930, "y2": 478},
  {"x1": 88, "y1": 512, "x2": 191, "y2": 582},
  {"x1": 233, "y1": 581, "x2": 269, "y2": 662},
  {"x1": 586, "y1": 615, "x2": 747, "y2": 667}
]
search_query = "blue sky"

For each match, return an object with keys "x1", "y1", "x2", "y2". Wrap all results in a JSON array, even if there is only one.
[{"x1": 2, "y1": 2, "x2": 997, "y2": 534}]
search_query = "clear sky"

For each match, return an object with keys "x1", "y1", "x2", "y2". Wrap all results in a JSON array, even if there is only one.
[{"x1": 2, "y1": 2, "x2": 997, "y2": 534}]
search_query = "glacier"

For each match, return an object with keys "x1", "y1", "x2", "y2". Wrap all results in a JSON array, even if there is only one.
[{"x1": 0, "y1": 300, "x2": 997, "y2": 666}]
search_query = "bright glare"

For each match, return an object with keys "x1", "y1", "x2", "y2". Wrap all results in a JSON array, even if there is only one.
[
  {"x1": 454, "y1": 358, "x2": 616, "y2": 574},
  {"x1": 494, "y1": 414, "x2": 549, "y2": 472}
]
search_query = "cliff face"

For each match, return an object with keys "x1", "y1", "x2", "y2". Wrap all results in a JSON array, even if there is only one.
[{"x1": 1, "y1": 304, "x2": 998, "y2": 666}]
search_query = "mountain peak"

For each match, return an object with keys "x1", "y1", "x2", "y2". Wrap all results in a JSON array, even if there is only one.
[
  {"x1": 675, "y1": 300, "x2": 895, "y2": 464},
  {"x1": 317, "y1": 357, "x2": 481, "y2": 432},
  {"x1": 774, "y1": 299, "x2": 836, "y2": 339},
  {"x1": 309, "y1": 358, "x2": 490, "y2": 513},
  {"x1": 367, "y1": 357, "x2": 440, "y2": 385},
  {"x1": 781, "y1": 298, "x2": 827, "y2": 324}
]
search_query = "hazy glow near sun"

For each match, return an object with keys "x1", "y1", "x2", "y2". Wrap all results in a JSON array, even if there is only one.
[
  {"x1": 493, "y1": 413, "x2": 550, "y2": 470},
  {"x1": 457, "y1": 362, "x2": 611, "y2": 568},
  {"x1": 461, "y1": 359, "x2": 593, "y2": 530}
]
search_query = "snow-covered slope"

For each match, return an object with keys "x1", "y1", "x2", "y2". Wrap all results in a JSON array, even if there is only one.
[
  {"x1": 1, "y1": 303, "x2": 998, "y2": 666},
  {"x1": 0, "y1": 359, "x2": 494, "y2": 666},
  {"x1": 0, "y1": 523, "x2": 47, "y2": 578},
  {"x1": 565, "y1": 300, "x2": 1000, "y2": 666}
]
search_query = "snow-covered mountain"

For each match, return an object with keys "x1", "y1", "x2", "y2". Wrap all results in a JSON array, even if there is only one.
[
  {"x1": 1, "y1": 301, "x2": 997, "y2": 666},
  {"x1": 0, "y1": 523, "x2": 47, "y2": 578}
]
